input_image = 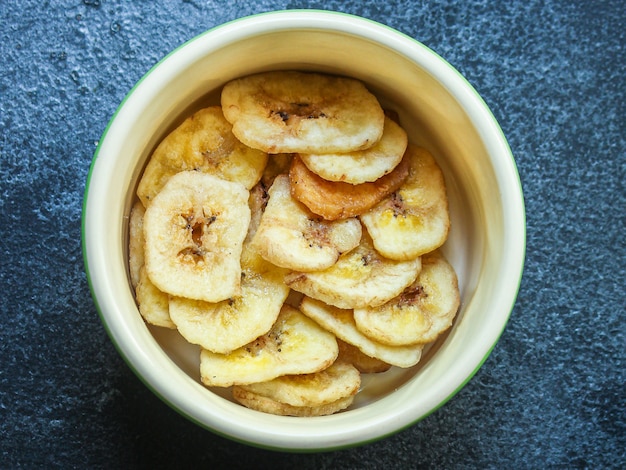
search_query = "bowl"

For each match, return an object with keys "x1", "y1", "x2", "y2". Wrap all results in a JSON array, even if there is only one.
[{"x1": 82, "y1": 10, "x2": 526, "y2": 451}]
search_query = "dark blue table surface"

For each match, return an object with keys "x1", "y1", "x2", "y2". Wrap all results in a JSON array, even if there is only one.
[{"x1": 1, "y1": 1, "x2": 624, "y2": 468}]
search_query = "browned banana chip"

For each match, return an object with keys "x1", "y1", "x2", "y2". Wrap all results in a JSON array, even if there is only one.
[
  {"x1": 289, "y1": 154, "x2": 410, "y2": 220},
  {"x1": 361, "y1": 146, "x2": 450, "y2": 260},
  {"x1": 353, "y1": 250, "x2": 460, "y2": 346},
  {"x1": 137, "y1": 106, "x2": 267, "y2": 206},
  {"x1": 221, "y1": 71, "x2": 385, "y2": 154}
]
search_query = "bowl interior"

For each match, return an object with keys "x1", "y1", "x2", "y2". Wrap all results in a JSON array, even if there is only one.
[{"x1": 83, "y1": 11, "x2": 524, "y2": 451}]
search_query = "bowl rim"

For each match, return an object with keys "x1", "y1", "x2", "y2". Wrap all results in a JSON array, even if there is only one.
[{"x1": 82, "y1": 9, "x2": 526, "y2": 452}]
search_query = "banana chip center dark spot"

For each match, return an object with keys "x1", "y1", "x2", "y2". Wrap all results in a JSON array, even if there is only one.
[{"x1": 271, "y1": 102, "x2": 327, "y2": 124}]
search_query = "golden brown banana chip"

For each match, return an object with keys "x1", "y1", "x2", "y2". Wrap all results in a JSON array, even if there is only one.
[
  {"x1": 289, "y1": 154, "x2": 409, "y2": 220},
  {"x1": 299, "y1": 116, "x2": 408, "y2": 184},
  {"x1": 353, "y1": 250, "x2": 460, "y2": 346},
  {"x1": 200, "y1": 305, "x2": 338, "y2": 387},
  {"x1": 360, "y1": 146, "x2": 450, "y2": 260},
  {"x1": 143, "y1": 171, "x2": 250, "y2": 303},
  {"x1": 221, "y1": 71, "x2": 385, "y2": 154},
  {"x1": 234, "y1": 361, "x2": 361, "y2": 408},
  {"x1": 136, "y1": 106, "x2": 267, "y2": 206},
  {"x1": 299, "y1": 296, "x2": 425, "y2": 368}
]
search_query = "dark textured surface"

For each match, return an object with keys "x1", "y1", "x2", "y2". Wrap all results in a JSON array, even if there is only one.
[{"x1": 1, "y1": 0, "x2": 624, "y2": 468}]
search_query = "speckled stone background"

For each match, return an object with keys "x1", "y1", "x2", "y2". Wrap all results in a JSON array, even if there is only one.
[{"x1": 1, "y1": 0, "x2": 624, "y2": 468}]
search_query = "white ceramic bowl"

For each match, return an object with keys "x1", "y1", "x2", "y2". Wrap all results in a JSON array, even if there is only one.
[{"x1": 82, "y1": 10, "x2": 525, "y2": 451}]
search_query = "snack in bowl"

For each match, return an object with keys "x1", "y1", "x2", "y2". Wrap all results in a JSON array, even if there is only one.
[
  {"x1": 83, "y1": 10, "x2": 525, "y2": 451},
  {"x1": 131, "y1": 71, "x2": 459, "y2": 416}
]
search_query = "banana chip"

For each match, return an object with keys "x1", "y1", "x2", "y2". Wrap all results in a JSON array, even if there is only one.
[
  {"x1": 354, "y1": 251, "x2": 460, "y2": 346},
  {"x1": 285, "y1": 232, "x2": 421, "y2": 309},
  {"x1": 168, "y1": 242, "x2": 290, "y2": 353},
  {"x1": 221, "y1": 71, "x2": 385, "y2": 154},
  {"x1": 234, "y1": 361, "x2": 360, "y2": 408},
  {"x1": 128, "y1": 200, "x2": 146, "y2": 290},
  {"x1": 252, "y1": 175, "x2": 362, "y2": 272},
  {"x1": 337, "y1": 339, "x2": 391, "y2": 374},
  {"x1": 361, "y1": 146, "x2": 450, "y2": 260},
  {"x1": 232, "y1": 388, "x2": 355, "y2": 417},
  {"x1": 299, "y1": 296, "x2": 424, "y2": 368},
  {"x1": 289, "y1": 154, "x2": 409, "y2": 220},
  {"x1": 300, "y1": 116, "x2": 407, "y2": 184},
  {"x1": 200, "y1": 305, "x2": 338, "y2": 387},
  {"x1": 137, "y1": 106, "x2": 267, "y2": 206},
  {"x1": 135, "y1": 266, "x2": 175, "y2": 329},
  {"x1": 143, "y1": 171, "x2": 250, "y2": 303}
]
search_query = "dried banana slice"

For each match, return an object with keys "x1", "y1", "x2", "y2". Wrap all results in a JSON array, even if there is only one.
[
  {"x1": 200, "y1": 305, "x2": 338, "y2": 387},
  {"x1": 337, "y1": 339, "x2": 391, "y2": 374},
  {"x1": 289, "y1": 154, "x2": 409, "y2": 220},
  {"x1": 168, "y1": 242, "x2": 290, "y2": 353},
  {"x1": 221, "y1": 71, "x2": 385, "y2": 154},
  {"x1": 299, "y1": 116, "x2": 408, "y2": 184},
  {"x1": 136, "y1": 106, "x2": 267, "y2": 206},
  {"x1": 143, "y1": 171, "x2": 250, "y2": 303},
  {"x1": 252, "y1": 175, "x2": 362, "y2": 272},
  {"x1": 128, "y1": 200, "x2": 146, "y2": 290},
  {"x1": 135, "y1": 266, "x2": 175, "y2": 329},
  {"x1": 299, "y1": 297, "x2": 424, "y2": 368},
  {"x1": 233, "y1": 361, "x2": 361, "y2": 408},
  {"x1": 360, "y1": 146, "x2": 450, "y2": 260},
  {"x1": 232, "y1": 388, "x2": 354, "y2": 417},
  {"x1": 284, "y1": 232, "x2": 421, "y2": 310},
  {"x1": 354, "y1": 251, "x2": 460, "y2": 346}
]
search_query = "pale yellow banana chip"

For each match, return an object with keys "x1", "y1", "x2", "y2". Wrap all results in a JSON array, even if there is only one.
[
  {"x1": 135, "y1": 266, "x2": 175, "y2": 329},
  {"x1": 128, "y1": 200, "x2": 146, "y2": 290},
  {"x1": 337, "y1": 339, "x2": 391, "y2": 374},
  {"x1": 200, "y1": 305, "x2": 338, "y2": 387},
  {"x1": 299, "y1": 296, "x2": 424, "y2": 368},
  {"x1": 354, "y1": 250, "x2": 460, "y2": 346},
  {"x1": 143, "y1": 171, "x2": 250, "y2": 303},
  {"x1": 136, "y1": 106, "x2": 267, "y2": 206},
  {"x1": 361, "y1": 146, "x2": 450, "y2": 260},
  {"x1": 252, "y1": 175, "x2": 362, "y2": 272},
  {"x1": 234, "y1": 361, "x2": 361, "y2": 408},
  {"x1": 284, "y1": 232, "x2": 421, "y2": 309},
  {"x1": 299, "y1": 116, "x2": 408, "y2": 184},
  {"x1": 221, "y1": 71, "x2": 385, "y2": 154},
  {"x1": 168, "y1": 242, "x2": 290, "y2": 353},
  {"x1": 232, "y1": 387, "x2": 354, "y2": 417}
]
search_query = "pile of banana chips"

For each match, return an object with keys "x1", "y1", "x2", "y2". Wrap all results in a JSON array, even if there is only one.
[{"x1": 128, "y1": 71, "x2": 460, "y2": 416}]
